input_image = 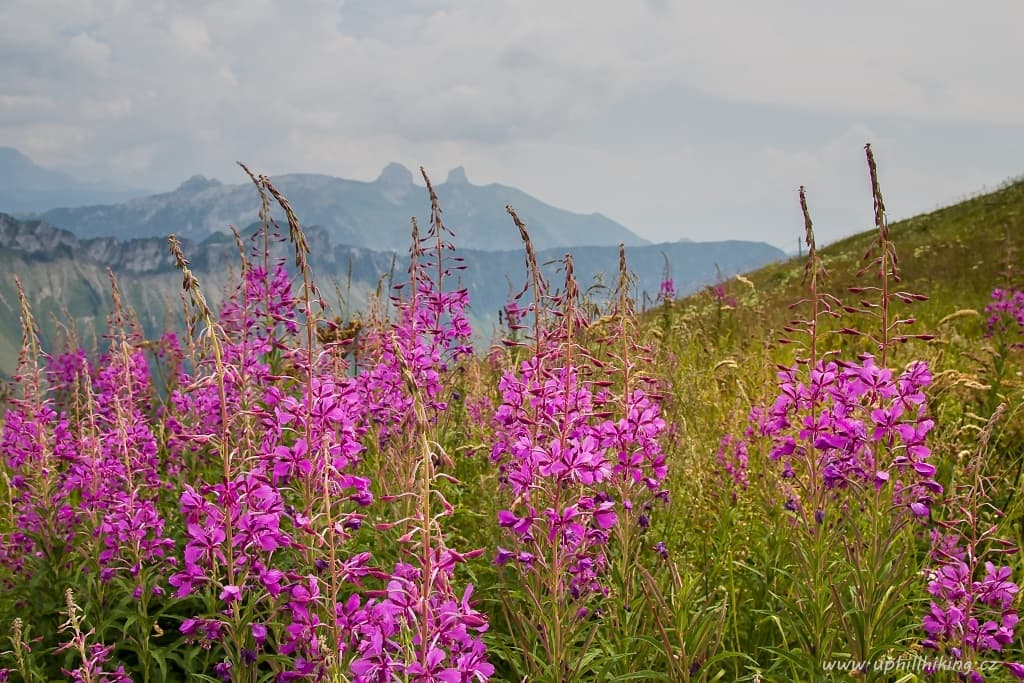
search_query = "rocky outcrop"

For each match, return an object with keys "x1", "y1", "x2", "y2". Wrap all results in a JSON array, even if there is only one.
[{"x1": 0, "y1": 214, "x2": 79, "y2": 257}]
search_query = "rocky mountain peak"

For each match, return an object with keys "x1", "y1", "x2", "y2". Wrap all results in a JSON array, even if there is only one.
[
  {"x1": 175, "y1": 175, "x2": 223, "y2": 193},
  {"x1": 376, "y1": 162, "x2": 413, "y2": 186},
  {"x1": 446, "y1": 166, "x2": 469, "y2": 185}
]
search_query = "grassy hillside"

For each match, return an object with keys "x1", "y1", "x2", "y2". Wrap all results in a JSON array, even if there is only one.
[{"x1": 711, "y1": 177, "x2": 1023, "y2": 334}]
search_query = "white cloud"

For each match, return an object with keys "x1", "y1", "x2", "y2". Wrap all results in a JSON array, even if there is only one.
[
  {"x1": 2, "y1": 123, "x2": 94, "y2": 163},
  {"x1": 0, "y1": 0, "x2": 1021, "y2": 246},
  {"x1": 68, "y1": 32, "x2": 111, "y2": 68}
]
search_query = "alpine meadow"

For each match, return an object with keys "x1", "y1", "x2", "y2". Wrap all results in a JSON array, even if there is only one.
[{"x1": 3, "y1": 144, "x2": 1024, "y2": 683}]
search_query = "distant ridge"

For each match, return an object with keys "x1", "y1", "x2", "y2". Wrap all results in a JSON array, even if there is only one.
[
  {"x1": 37, "y1": 162, "x2": 649, "y2": 252},
  {"x1": 0, "y1": 147, "x2": 150, "y2": 213}
]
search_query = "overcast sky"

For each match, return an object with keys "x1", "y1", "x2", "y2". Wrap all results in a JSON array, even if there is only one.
[{"x1": 2, "y1": 1, "x2": 1022, "y2": 249}]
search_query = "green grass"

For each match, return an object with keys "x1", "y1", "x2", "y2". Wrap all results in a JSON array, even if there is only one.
[{"x1": 725, "y1": 177, "x2": 1024, "y2": 331}]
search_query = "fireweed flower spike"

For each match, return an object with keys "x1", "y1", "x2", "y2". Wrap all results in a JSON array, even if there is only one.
[
  {"x1": 356, "y1": 171, "x2": 472, "y2": 449},
  {"x1": 718, "y1": 171, "x2": 948, "y2": 678},
  {"x1": 491, "y1": 220, "x2": 669, "y2": 681},
  {"x1": 744, "y1": 174, "x2": 941, "y2": 520},
  {"x1": 335, "y1": 169, "x2": 491, "y2": 681},
  {"x1": 167, "y1": 178, "x2": 384, "y2": 676},
  {"x1": 657, "y1": 278, "x2": 675, "y2": 305}
]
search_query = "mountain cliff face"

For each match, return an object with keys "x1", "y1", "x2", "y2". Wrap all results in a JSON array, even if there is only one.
[
  {"x1": 0, "y1": 214, "x2": 79, "y2": 256},
  {"x1": 37, "y1": 164, "x2": 649, "y2": 252},
  {"x1": 0, "y1": 212, "x2": 232, "y2": 273},
  {"x1": 0, "y1": 212, "x2": 784, "y2": 375}
]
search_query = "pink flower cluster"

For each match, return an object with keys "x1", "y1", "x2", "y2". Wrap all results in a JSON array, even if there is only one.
[
  {"x1": 752, "y1": 355, "x2": 941, "y2": 516},
  {"x1": 164, "y1": 215, "x2": 488, "y2": 678},
  {"x1": 716, "y1": 434, "x2": 749, "y2": 492},
  {"x1": 0, "y1": 181, "x2": 495, "y2": 678},
  {"x1": 357, "y1": 222, "x2": 472, "y2": 436},
  {"x1": 2, "y1": 343, "x2": 175, "y2": 586},
  {"x1": 491, "y1": 353, "x2": 668, "y2": 601},
  {"x1": 658, "y1": 277, "x2": 675, "y2": 304},
  {"x1": 710, "y1": 283, "x2": 736, "y2": 308},
  {"x1": 986, "y1": 288, "x2": 1024, "y2": 340},
  {"x1": 493, "y1": 361, "x2": 618, "y2": 597},
  {"x1": 342, "y1": 557, "x2": 493, "y2": 681},
  {"x1": 922, "y1": 532, "x2": 1024, "y2": 681}
]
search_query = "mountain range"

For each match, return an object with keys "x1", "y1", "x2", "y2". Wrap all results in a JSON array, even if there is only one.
[
  {"x1": 29, "y1": 162, "x2": 647, "y2": 252},
  {"x1": 0, "y1": 211, "x2": 784, "y2": 374}
]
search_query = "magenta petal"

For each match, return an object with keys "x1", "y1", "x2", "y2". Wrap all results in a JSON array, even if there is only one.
[
  {"x1": 912, "y1": 461, "x2": 937, "y2": 476},
  {"x1": 593, "y1": 503, "x2": 617, "y2": 529}
]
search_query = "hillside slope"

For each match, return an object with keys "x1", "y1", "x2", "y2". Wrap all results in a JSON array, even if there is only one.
[{"x1": 700, "y1": 178, "x2": 1024, "y2": 334}]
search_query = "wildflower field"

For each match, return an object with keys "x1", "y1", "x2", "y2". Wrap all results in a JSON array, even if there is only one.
[{"x1": 1, "y1": 146, "x2": 1023, "y2": 682}]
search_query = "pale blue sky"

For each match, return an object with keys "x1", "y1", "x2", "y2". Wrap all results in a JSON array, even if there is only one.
[{"x1": 2, "y1": 0, "x2": 1022, "y2": 249}]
